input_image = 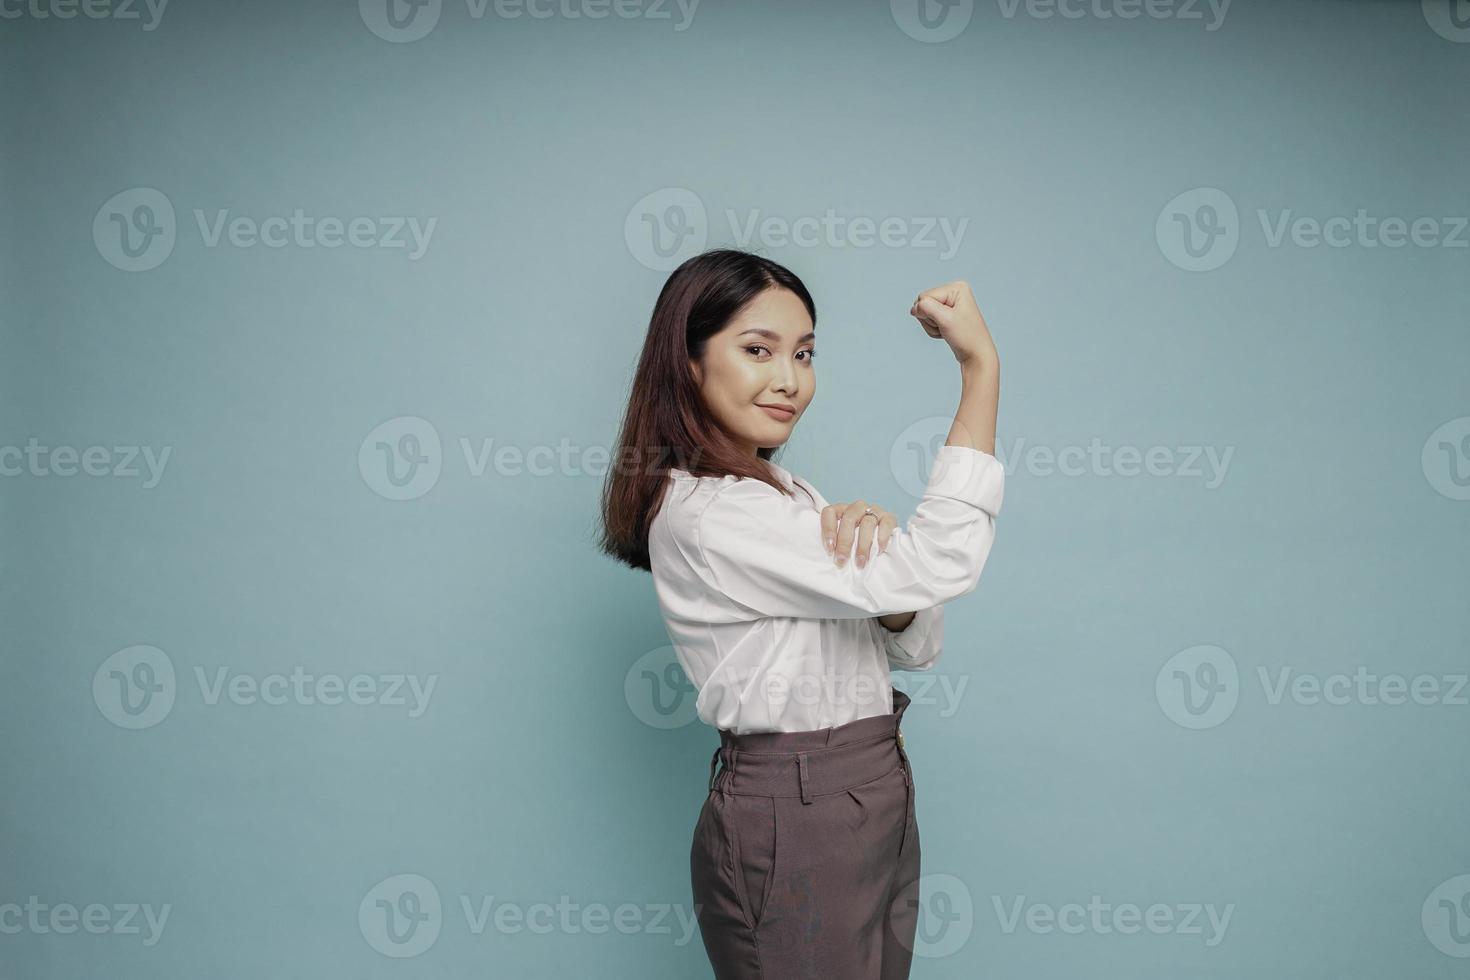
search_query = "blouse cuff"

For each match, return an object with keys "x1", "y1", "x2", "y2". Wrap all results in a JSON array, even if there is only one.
[
  {"x1": 925, "y1": 445, "x2": 1005, "y2": 517},
  {"x1": 881, "y1": 604, "x2": 944, "y2": 672}
]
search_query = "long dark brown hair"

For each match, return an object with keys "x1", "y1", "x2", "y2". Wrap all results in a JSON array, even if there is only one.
[{"x1": 598, "y1": 248, "x2": 818, "y2": 572}]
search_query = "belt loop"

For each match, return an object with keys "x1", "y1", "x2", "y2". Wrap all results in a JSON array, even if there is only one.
[
  {"x1": 797, "y1": 752, "x2": 813, "y2": 805},
  {"x1": 721, "y1": 748, "x2": 737, "y2": 799},
  {"x1": 707, "y1": 744, "x2": 722, "y2": 792}
]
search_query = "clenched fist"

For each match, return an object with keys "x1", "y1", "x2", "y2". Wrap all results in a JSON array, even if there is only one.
[{"x1": 909, "y1": 280, "x2": 999, "y2": 368}]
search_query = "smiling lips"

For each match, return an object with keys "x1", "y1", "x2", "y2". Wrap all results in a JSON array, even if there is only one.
[{"x1": 757, "y1": 403, "x2": 796, "y2": 422}]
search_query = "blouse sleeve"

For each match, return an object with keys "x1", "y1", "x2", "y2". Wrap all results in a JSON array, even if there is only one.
[
  {"x1": 691, "y1": 445, "x2": 1005, "y2": 621},
  {"x1": 880, "y1": 604, "x2": 945, "y2": 672}
]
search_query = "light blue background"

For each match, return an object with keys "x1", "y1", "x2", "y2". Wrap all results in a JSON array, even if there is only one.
[{"x1": 3, "y1": 0, "x2": 1468, "y2": 977}]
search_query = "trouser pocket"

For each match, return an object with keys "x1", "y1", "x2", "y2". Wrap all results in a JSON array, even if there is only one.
[
  {"x1": 717, "y1": 791, "x2": 778, "y2": 934},
  {"x1": 896, "y1": 764, "x2": 914, "y2": 858}
]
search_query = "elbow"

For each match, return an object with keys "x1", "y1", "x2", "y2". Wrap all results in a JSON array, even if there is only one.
[
  {"x1": 957, "y1": 546, "x2": 996, "y2": 598},
  {"x1": 958, "y1": 516, "x2": 999, "y2": 595},
  {"x1": 911, "y1": 520, "x2": 998, "y2": 605}
]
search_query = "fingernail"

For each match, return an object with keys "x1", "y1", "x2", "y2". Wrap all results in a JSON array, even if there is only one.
[
  {"x1": 835, "y1": 555, "x2": 845, "y2": 566},
  {"x1": 825, "y1": 537, "x2": 834, "y2": 554},
  {"x1": 857, "y1": 555, "x2": 866, "y2": 567}
]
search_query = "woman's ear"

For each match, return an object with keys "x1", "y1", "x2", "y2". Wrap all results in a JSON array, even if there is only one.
[{"x1": 688, "y1": 358, "x2": 702, "y2": 386}]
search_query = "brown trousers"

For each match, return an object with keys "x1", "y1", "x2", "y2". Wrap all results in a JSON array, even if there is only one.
[{"x1": 690, "y1": 689, "x2": 920, "y2": 979}]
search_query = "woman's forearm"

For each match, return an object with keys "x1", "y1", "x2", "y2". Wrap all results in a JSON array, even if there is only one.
[
  {"x1": 873, "y1": 362, "x2": 998, "y2": 631},
  {"x1": 948, "y1": 358, "x2": 999, "y2": 456}
]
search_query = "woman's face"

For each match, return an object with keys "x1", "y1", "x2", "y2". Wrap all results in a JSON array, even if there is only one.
[{"x1": 691, "y1": 286, "x2": 816, "y2": 457}]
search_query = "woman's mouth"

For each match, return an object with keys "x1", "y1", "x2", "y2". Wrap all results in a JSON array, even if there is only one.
[{"x1": 757, "y1": 404, "x2": 796, "y2": 422}]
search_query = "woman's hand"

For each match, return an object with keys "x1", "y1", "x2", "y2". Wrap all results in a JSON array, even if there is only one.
[
  {"x1": 820, "y1": 500, "x2": 898, "y2": 568},
  {"x1": 909, "y1": 280, "x2": 999, "y2": 368}
]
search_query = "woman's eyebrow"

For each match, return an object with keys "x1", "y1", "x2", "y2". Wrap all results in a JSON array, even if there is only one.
[{"x1": 738, "y1": 328, "x2": 817, "y2": 343}]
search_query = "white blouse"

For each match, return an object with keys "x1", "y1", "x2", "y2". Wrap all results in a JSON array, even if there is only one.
[{"x1": 648, "y1": 445, "x2": 1006, "y2": 734}]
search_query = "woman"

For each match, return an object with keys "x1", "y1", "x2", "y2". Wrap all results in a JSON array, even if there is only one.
[{"x1": 599, "y1": 248, "x2": 1004, "y2": 979}]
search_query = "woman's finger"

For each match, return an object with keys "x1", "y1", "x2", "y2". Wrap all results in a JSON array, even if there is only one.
[
  {"x1": 834, "y1": 500, "x2": 868, "y2": 566},
  {"x1": 820, "y1": 505, "x2": 840, "y2": 555},
  {"x1": 854, "y1": 510, "x2": 878, "y2": 568},
  {"x1": 876, "y1": 514, "x2": 898, "y2": 555}
]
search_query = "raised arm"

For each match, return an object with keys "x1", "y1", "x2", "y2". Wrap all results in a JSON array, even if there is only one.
[{"x1": 688, "y1": 279, "x2": 1004, "y2": 623}]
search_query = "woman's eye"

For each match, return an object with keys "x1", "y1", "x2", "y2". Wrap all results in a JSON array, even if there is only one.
[{"x1": 746, "y1": 345, "x2": 815, "y2": 362}]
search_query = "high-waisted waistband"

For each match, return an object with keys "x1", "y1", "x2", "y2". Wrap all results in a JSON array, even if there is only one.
[{"x1": 707, "y1": 689, "x2": 913, "y2": 803}]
